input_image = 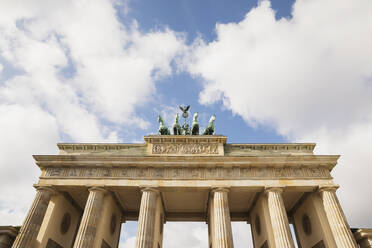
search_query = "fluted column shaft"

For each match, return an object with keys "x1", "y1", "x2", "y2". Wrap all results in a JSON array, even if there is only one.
[
  {"x1": 212, "y1": 188, "x2": 234, "y2": 248},
  {"x1": 135, "y1": 188, "x2": 159, "y2": 248},
  {"x1": 73, "y1": 187, "x2": 106, "y2": 248},
  {"x1": 265, "y1": 187, "x2": 295, "y2": 248},
  {"x1": 319, "y1": 186, "x2": 357, "y2": 248},
  {"x1": 12, "y1": 186, "x2": 54, "y2": 248}
]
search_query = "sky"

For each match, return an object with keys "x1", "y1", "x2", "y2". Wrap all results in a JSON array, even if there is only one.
[{"x1": 0, "y1": 0, "x2": 372, "y2": 247}]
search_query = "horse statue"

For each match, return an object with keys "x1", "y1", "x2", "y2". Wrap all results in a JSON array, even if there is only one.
[
  {"x1": 158, "y1": 115, "x2": 170, "y2": 135},
  {"x1": 203, "y1": 114, "x2": 216, "y2": 135},
  {"x1": 172, "y1": 113, "x2": 182, "y2": 135},
  {"x1": 191, "y1": 112, "x2": 199, "y2": 135}
]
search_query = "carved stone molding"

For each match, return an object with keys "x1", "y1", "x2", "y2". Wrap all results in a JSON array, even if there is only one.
[
  {"x1": 43, "y1": 166, "x2": 331, "y2": 180},
  {"x1": 145, "y1": 135, "x2": 226, "y2": 156},
  {"x1": 152, "y1": 143, "x2": 219, "y2": 155}
]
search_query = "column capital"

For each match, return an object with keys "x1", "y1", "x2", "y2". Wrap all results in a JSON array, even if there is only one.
[
  {"x1": 318, "y1": 185, "x2": 339, "y2": 193},
  {"x1": 33, "y1": 185, "x2": 58, "y2": 195},
  {"x1": 88, "y1": 186, "x2": 108, "y2": 194},
  {"x1": 211, "y1": 187, "x2": 230, "y2": 193},
  {"x1": 140, "y1": 187, "x2": 160, "y2": 194},
  {"x1": 265, "y1": 186, "x2": 285, "y2": 194}
]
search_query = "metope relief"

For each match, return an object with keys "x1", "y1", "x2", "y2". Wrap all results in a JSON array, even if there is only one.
[
  {"x1": 151, "y1": 143, "x2": 219, "y2": 155},
  {"x1": 44, "y1": 166, "x2": 331, "y2": 180}
]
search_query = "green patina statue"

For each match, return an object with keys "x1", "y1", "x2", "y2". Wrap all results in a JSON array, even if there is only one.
[
  {"x1": 203, "y1": 114, "x2": 216, "y2": 135},
  {"x1": 179, "y1": 105, "x2": 190, "y2": 119},
  {"x1": 158, "y1": 115, "x2": 170, "y2": 135},
  {"x1": 172, "y1": 113, "x2": 182, "y2": 135},
  {"x1": 191, "y1": 112, "x2": 199, "y2": 135},
  {"x1": 157, "y1": 106, "x2": 216, "y2": 135},
  {"x1": 182, "y1": 123, "x2": 191, "y2": 135}
]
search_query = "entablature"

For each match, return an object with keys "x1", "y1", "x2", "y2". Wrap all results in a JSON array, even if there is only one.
[
  {"x1": 34, "y1": 154, "x2": 338, "y2": 182},
  {"x1": 34, "y1": 154, "x2": 339, "y2": 170}
]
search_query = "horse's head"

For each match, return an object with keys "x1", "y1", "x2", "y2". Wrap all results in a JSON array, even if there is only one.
[
  {"x1": 175, "y1": 113, "x2": 179, "y2": 123},
  {"x1": 158, "y1": 115, "x2": 164, "y2": 125},
  {"x1": 210, "y1": 114, "x2": 216, "y2": 123},
  {"x1": 193, "y1": 112, "x2": 198, "y2": 122}
]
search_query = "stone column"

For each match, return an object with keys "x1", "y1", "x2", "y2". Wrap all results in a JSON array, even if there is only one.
[
  {"x1": 211, "y1": 188, "x2": 234, "y2": 248},
  {"x1": 318, "y1": 185, "x2": 358, "y2": 248},
  {"x1": 73, "y1": 187, "x2": 107, "y2": 248},
  {"x1": 135, "y1": 188, "x2": 159, "y2": 248},
  {"x1": 12, "y1": 186, "x2": 55, "y2": 248},
  {"x1": 265, "y1": 187, "x2": 295, "y2": 248}
]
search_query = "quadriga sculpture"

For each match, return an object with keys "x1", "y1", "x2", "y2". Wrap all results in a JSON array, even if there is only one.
[{"x1": 157, "y1": 106, "x2": 216, "y2": 136}]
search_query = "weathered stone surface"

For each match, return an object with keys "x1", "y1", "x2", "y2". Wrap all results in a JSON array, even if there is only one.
[
  {"x1": 12, "y1": 187, "x2": 55, "y2": 248},
  {"x1": 73, "y1": 187, "x2": 106, "y2": 248},
  {"x1": 265, "y1": 187, "x2": 295, "y2": 248},
  {"x1": 145, "y1": 135, "x2": 226, "y2": 156},
  {"x1": 135, "y1": 188, "x2": 160, "y2": 248},
  {"x1": 210, "y1": 188, "x2": 234, "y2": 248},
  {"x1": 318, "y1": 186, "x2": 358, "y2": 248},
  {"x1": 42, "y1": 166, "x2": 332, "y2": 180}
]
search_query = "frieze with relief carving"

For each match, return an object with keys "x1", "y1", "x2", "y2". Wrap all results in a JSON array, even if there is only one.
[
  {"x1": 152, "y1": 143, "x2": 219, "y2": 155},
  {"x1": 44, "y1": 166, "x2": 331, "y2": 180}
]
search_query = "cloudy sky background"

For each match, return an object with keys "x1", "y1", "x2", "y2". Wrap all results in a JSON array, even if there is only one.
[{"x1": 1, "y1": 0, "x2": 372, "y2": 247}]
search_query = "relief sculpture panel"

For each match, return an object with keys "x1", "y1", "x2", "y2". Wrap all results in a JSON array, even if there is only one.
[
  {"x1": 44, "y1": 166, "x2": 331, "y2": 180},
  {"x1": 151, "y1": 144, "x2": 219, "y2": 155}
]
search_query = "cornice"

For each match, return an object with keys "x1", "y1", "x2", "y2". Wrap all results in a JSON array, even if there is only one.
[{"x1": 33, "y1": 154, "x2": 339, "y2": 170}]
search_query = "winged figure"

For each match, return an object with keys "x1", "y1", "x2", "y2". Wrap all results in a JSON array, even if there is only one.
[{"x1": 179, "y1": 105, "x2": 190, "y2": 119}]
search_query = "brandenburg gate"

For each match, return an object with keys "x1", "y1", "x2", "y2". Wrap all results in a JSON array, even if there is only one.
[{"x1": 9, "y1": 133, "x2": 363, "y2": 248}]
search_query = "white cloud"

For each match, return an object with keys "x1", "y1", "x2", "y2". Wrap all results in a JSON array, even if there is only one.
[
  {"x1": 187, "y1": 0, "x2": 372, "y2": 227},
  {"x1": 117, "y1": 222, "x2": 252, "y2": 248},
  {"x1": 119, "y1": 236, "x2": 136, "y2": 248},
  {"x1": 0, "y1": 0, "x2": 185, "y2": 228},
  {"x1": 232, "y1": 222, "x2": 253, "y2": 248},
  {"x1": 0, "y1": 104, "x2": 59, "y2": 225},
  {"x1": 0, "y1": 0, "x2": 186, "y2": 141},
  {"x1": 163, "y1": 222, "x2": 208, "y2": 248}
]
